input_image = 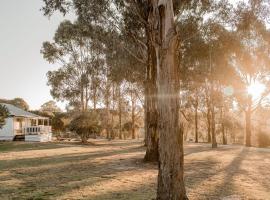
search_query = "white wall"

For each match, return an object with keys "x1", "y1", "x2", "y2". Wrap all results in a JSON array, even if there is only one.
[{"x1": 0, "y1": 117, "x2": 14, "y2": 140}]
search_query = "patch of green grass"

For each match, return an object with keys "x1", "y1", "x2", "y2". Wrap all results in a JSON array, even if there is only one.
[{"x1": 0, "y1": 142, "x2": 62, "y2": 153}]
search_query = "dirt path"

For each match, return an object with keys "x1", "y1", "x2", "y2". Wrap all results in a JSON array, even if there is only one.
[{"x1": 0, "y1": 140, "x2": 269, "y2": 200}]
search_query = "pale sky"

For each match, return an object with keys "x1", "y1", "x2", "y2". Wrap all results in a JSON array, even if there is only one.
[{"x1": 0, "y1": 0, "x2": 74, "y2": 110}]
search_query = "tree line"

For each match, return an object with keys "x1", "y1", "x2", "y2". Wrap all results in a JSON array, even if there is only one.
[{"x1": 40, "y1": 1, "x2": 270, "y2": 199}]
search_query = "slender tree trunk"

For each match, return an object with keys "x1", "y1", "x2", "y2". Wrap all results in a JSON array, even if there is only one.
[
  {"x1": 144, "y1": 92, "x2": 148, "y2": 146},
  {"x1": 210, "y1": 84, "x2": 217, "y2": 148},
  {"x1": 111, "y1": 83, "x2": 115, "y2": 139},
  {"x1": 93, "y1": 86, "x2": 97, "y2": 111},
  {"x1": 144, "y1": 33, "x2": 158, "y2": 161},
  {"x1": 80, "y1": 84, "x2": 85, "y2": 111},
  {"x1": 131, "y1": 86, "x2": 136, "y2": 139},
  {"x1": 220, "y1": 106, "x2": 227, "y2": 145},
  {"x1": 207, "y1": 106, "x2": 211, "y2": 143},
  {"x1": 149, "y1": 1, "x2": 187, "y2": 199},
  {"x1": 194, "y1": 97, "x2": 198, "y2": 143},
  {"x1": 118, "y1": 85, "x2": 123, "y2": 139},
  {"x1": 205, "y1": 89, "x2": 212, "y2": 143},
  {"x1": 85, "y1": 85, "x2": 89, "y2": 110},
  {"x1": 245, "y1": 97, "x2": 252, "y2": 147},
  {"x1": 105, "y1": 78, "x2": 110, "y2": 140}
]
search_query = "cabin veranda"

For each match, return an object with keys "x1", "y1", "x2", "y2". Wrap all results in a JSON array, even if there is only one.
[{"x1": 0, "y1": 103, "x2": 52, "y2": 142}]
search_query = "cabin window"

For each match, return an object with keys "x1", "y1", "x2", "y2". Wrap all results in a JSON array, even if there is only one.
[
  {"x1": 31, "y1": 119, "x2": 37, "y2": 126},
  {"x1": 44, "y1": 120, "x2": 48, "y2": 126},
  {"x1": 38, "y1": 119, "x2": 43, "y2": 125}
]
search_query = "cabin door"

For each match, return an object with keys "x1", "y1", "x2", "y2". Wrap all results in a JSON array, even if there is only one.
[{"x1": 14, "y1": 118, "x2": 25, "y2": 135}]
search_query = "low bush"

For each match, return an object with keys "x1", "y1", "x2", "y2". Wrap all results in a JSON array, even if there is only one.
[{"x1": 69, "y1": 112, "x2": 100, "y2": 143}]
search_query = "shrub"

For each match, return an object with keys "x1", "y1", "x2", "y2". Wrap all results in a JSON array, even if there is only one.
[
  {"x1": 257, "y1": 131, "x2": 270, "y2": 148},
  {"x1": 69, "y1": 112, "x2": 100, "y2": 143},
  {"x1": 0, "y1": 105, "x2": 9, "y2": 129}
]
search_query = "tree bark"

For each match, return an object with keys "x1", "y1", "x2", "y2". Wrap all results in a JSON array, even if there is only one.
[
  {"x1": 144, "y1": 32, "x2": 158, "y2": 161},
  {"x1": 149, "y1": 1, "x2": 187, "y2": 199},
  {"x1": 85, "y1": 85, "x2": 89, "y2": 111},
  {"x1": 118, "y1": 85, "x2": 123, "y2": 139},
  {"x1": 205, "y1": 89, "x2": 212, "y2": 143},
  {"x1": 210, "y1": 83, "x2": 217, "y2": 148},
  {"x1": 105, "y1": 78, "x2": 110, "y2": 140},
  {"x1": 144, "y1": 32, "x2": 158, "y2": 162},
  {"x1": 207, "y1": 106, "x2": 211, "y2": 143},
  {"x1": 80, "y1": 83, "x2": 85, "y2": 111},
  {"x1": 220, "y1": 106, "x2": 227, "y2": 145},
  {"x1": 111, "y1": 83, "x2": 115, "y2": 139},
  {"x1": 93, "y1": 85, "x2": 97, "y2": 111},
  {"x1": 131, "y1": 86, "x2": 136, "y2": 139},
  {"x1": 194, "y1": 96, "x2": 198, "y2": 143}
]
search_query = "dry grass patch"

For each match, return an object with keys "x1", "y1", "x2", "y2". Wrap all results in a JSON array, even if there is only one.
[{"x1": 0, "y1": 140, "x2": 269, "y2": 200}]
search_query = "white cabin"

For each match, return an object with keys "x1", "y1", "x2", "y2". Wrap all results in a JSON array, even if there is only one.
[{"x1": 0, "y1": 103, "x2": 52, "y2": 142}]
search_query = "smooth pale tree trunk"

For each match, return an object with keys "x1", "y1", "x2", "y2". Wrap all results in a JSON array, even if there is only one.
[
  {"x1": 85, "y1": 85, "x2": 88, "y2": 110},
  {"x1": 149, "y1": 1, "x2": 187, "y2": 199},
  {"x1": 210, "y1": 84, "x2": 217, "y2": 148},
  {"x1": 144, "y1": 34, "x2": 158, "y2": 161},
  {"x1": 118, "y1": 85, "x2": 123, "y2": 139},
  {"x1": 131, "y1": 87, "x2": 136, "y2": 139},
  {"x1": 80, "y1": 84, "x2": 85, "y2": 111},
  {"x1": 105, "y1": 78, "x2": 110, "y2": 140},
  {"x1": 194, "y1": 96, "x2": 199, "y2": 143},
  {"x1": 93, "y1": 85, "x2": 97, "y2": 111},
  {"x1": 245, "y1": 96, "x2": 252, "y2": 147},
  {"x1": 207, "y1": 106, "x2": 211, "y2": 143},
  {"x1": 220, "y1": 106, "x2": 227, "y2": 145},
  {"x1": 111, "y1": 83, "x2": 116, "y2": 139},
  {"x1": 205, "y1": 90, "x2": 211, "y2": 143}
]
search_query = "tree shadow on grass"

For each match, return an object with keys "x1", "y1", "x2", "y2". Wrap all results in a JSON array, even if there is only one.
[
  {"x1": 68, "y1": 180, "x2": 157, "y2": 200},
  {"x1": 205, "y1": 147, "x2": 248, "y2": 199},
  {"x1": 184, "y1": 143, "x2": 240, "y2": 157},
  {"x1": 0, "y1": 144, "x2": 151, "y2": 200},
  {"x1": 0, "y1": 145, "x2": 145, "y2": 171}
]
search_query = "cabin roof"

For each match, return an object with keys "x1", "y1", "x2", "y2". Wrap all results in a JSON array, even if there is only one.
[{"x1": 0, "y1": 103, "x2": 40, "y2": 118}]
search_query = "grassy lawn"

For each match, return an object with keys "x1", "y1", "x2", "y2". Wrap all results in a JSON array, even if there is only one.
[
  {"x1": 0, "y1": 142, "x2": 63, "y2": 152},
  {"x1": 0, "y1": 140, "x2": 269, "y2": 200}
]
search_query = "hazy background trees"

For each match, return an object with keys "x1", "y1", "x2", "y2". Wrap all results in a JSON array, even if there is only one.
[{"x1": 0, "y1": 98, "x2": 29, "y2": 111}]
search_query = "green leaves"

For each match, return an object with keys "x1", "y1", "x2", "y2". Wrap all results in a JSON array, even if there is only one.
[
  {"x1": 69, "y1": 111, "x2": 100, "y2": 142},
  {"x1": 0, "y1": 105, "x2": 9, "y2": 129}
]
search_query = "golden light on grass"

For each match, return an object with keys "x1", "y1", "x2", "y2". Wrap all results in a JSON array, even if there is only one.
[{"x1": 247, "y1": 81, "x2": 265, "y2": 99}]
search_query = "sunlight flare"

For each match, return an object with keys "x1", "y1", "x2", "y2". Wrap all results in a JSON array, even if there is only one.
[{"x1": 247, "y1": 81, "x2": 266, "y2": 99}]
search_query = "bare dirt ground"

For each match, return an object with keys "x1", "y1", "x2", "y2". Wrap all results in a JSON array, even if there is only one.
[{"x1": 0, "y1": 140, "x2": 269, "y2": 200}]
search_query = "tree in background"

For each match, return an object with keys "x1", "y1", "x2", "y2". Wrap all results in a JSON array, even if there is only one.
[
  {"x1": 40, "y1": 100, "x2": 62, "y2": 116},
  {"x1": 0, "y1": 105, "x2": 9, "y2": 129},
  {"x1": 232, "y1": 3, "x2": 270, "y2": 147},
  {"x1": 41, "y1": 20, "x2": 104, "y2": 112},
  {"x1": 69, "y1": 111, "x2": 100, "y2": 143},
  {"x1": 0, "y1": 98, "x2": 29, "y2": 111}
]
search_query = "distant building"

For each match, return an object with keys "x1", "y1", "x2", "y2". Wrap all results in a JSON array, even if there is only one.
[{"x1": 0, "y1": 103, "x2": 52, "y2": 142}]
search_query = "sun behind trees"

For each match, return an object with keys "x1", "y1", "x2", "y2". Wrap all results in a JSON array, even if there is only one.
[{"x1": 41, "y1": 0, "x2": 270, "y2": 199}]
